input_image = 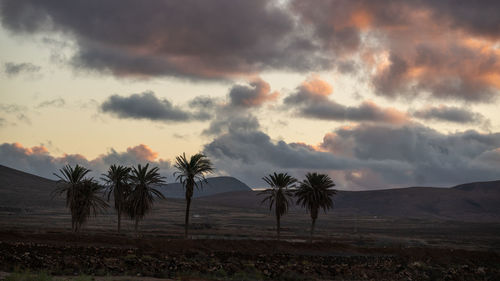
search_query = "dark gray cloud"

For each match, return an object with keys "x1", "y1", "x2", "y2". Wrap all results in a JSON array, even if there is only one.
[
  {"x1": 3, "y1": 62, "x2": 41, "y2": 77},
  {"x1": 284, "y1": 78, "x2": 408, "y2": 123},
  {"x1": 320, "y1": 124, "x2": 500, "y2": 186},
  {"x1": 100, "y1": 91, "x2": 207, "y2": 122},
  {"x1": 296, "y1": 100, "x2": 408, "y2": 124},
  {"x1": 202, "y1": 115, "x2": 362, "y2": 186},
  {"x1": 422, "y1": 0, "x2": 500, "y2": 39},
  {"x1": 202, "y1": 111, "x2": 500, "y2": 188},
  {"x1": 203, "y1": 114, "x2": 260, "y2": 136},
  {"x1": 229, "y1": 78, "x2": 278, "y2": 107},
  {"x1": 188, "y1": 96, "x2": 218, "y2": 110},
  {"x1": 412, "y1": 105, "x2": 486, "y2": 124},
  {"x1": 36, "y1": 98, "x2": 65, "y2": 108},
  {"x1": 0, "y1": 0, "x2": 331, "y2": 80},
  {"x1": 3, "y1": 0, "x2": 498, "y2": 101},
  {"x1": 0, "y1": 143, "x2": 172, "y2": 180}
]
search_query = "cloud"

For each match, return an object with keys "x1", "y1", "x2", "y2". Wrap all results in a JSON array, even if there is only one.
[
  {"x1": 412, "y1": 105, "x2": 486, "y2": 124},
  {"x1": 291, "y1": 0, "x2": 500, "y2": 102},
  {"x1": 100, "y1": 91, "x2": 207, "y2": 122},
  {"x1": 284, "y1": 77, "x2": 409, "y2": 124},
  {"x1": 0, "y1": 104, "x2": 31, "y2": 125},
  {"x1": 0, "y1": 0, "x2": 331, "y2": 80},
  {"x1": 203, "y1": 113, "x2": 260, "y2": 136},
  {"x1": 202, "y1": 111, "x2": 500, "y2": 188},
  {"x1": 229, "y1": 78, "x2": 278, "y2": 107},
  {"x1": 202, "y1": 116, "x2": 360, "y2": 186},
  {"x1": 3, "y1": 62, "x2": 41, "y2": 77},
  {"x1": 36, "y1": 98, "x2": 65, "y2": 108},
  {"x1": 0, "y1": 143, "x2": 172, "y2": 180},
  {"x1": 200, "y1": 78, "x2": 279, "y2": 135},
  {"x1": 0, "y1": 104, "x2": 25, "y2": 114},
  {"x1": 319, "y1": 124, "x2": 500, "y2": 187},
  {"x1": 3, "y1": 0, "x2": 498, "y2": 101}
]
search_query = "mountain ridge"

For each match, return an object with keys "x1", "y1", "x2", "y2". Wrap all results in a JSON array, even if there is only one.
[{"x1": 1, "y1": 164, "x2": 499, "y2": 222}]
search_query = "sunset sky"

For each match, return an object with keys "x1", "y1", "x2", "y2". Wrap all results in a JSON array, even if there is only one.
[{"x1": 1, "y1": 0, "x2": 500, "y2": 189}]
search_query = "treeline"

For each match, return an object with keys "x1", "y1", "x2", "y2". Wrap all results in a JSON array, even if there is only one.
[{"x1": 53, "y1": 153, "x2": 337, "y2": 242}]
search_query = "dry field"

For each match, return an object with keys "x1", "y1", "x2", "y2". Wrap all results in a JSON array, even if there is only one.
[{"x1": 1, "y1": 195, "x2": 500, "y2": 280}]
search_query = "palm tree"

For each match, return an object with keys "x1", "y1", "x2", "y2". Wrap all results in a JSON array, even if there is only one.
[
  {"x1": 127, "y1": 164, "x2": 166, "y2": 233},
  {"x1": 102, "y1": 164, "x2": 131, "y2": 233},
  {"x1": 258, "y1": 172, "x2": 297, "y2": 241},
  {"x1": 296, "y1": 172, "x2": 336, "y2": 243},
  {"x1": 53, "y1": 165, "x2": 108, "y2": 232},
  {"x1": 174, "y1": 153, "x2": 214, "y2": 238}
]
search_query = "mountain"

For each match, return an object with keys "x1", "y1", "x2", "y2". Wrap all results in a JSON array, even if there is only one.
[
  {"x1": 0, "y1": 165, "x2": 61, "y2": 212},
  {"x1": 159, "y1": 176, "x2": 252, "y2": 198},
  {"x1": 0, "y1": 165, "x2": 252, "y2": 203},
  {"x1": 1, "y1": 164, "x2": 499, "y2": 222},
  {"x1": 198, "y1": 180, "x2": 500, "y2": 222}
]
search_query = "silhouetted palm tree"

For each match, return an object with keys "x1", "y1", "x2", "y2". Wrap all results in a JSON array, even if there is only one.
[
  {"x1": 102, "y1": 164, "x2": 131, "y2": 233},
  {"x1": 53, "y1": 165, "x2": 108, "y2": 232},
  {"x1": 258, "y1": 172, "x2": 297, "y2": 241},
  {"x1": 128, "y1": 164, "x2": 166, "y2": 233},
  {"x1": 174, "y1": 153, "x2": 214, "y2": 238},
  {"x1": 296, "y1": 172, "x2": 336, "y2": 243}
]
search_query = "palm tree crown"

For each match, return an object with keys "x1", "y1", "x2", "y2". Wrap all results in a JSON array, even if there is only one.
[
  {"x1": 128, "y1": 164, "x2": 166, "y2": 232},
  {"x1": 259, "y1": 172, "x2": 297, "y2": 240},
  {"x1": 296, "y1": 172, "x2": 336, "y2": 242},
  {"x1": 53, "y1": 164, "x2": 107, "y2": 232},
  {"x1": 101, "y1": 164, "x2": 131, "y2": 232},
  {"x1": 174, "y1": 153, "x2": 214, "y2": 196},
  {"x1": 174, "y1": 152, "x2": 214, "y2": 238}
]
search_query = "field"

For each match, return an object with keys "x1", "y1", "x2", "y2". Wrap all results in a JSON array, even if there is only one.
[{"x1": 1, "y1": 194, "x2": 499, "y2": 280}]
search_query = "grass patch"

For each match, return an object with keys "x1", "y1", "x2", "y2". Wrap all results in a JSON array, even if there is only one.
[{"x1": 5, "y1": 270, "x2": 52, "y2": 281}]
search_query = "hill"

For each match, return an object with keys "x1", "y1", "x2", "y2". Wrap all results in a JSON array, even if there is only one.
[
  {"x1": 198, "y1": 180, "x2": 500, "y2": 222},
  {"x1": 1, "y1": 164, "x2": 499, "y2": 222},
  {"x1": 0, "y1": 165, "x2": 62, "y2": 212},
  {"x1": 0, "y1": 165, "x2": 252, "y2": 203}
]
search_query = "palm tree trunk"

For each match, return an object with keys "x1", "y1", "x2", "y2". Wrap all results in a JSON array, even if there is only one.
[
  {"x1": 276, "y1": 214, "x2": 281, "y2": 241},
  {"x1": 310, "y1": 218, "x2": 316, "y2": 243},
  {"x1": 185, "y1": 197, "x2": 191, "y2": 238},
  {"x1": 135, "y1": 218, "x2": 139, "y2": 233},
  {"x1": 117, "y1": 211, "x2": 121, "y2": 233}
]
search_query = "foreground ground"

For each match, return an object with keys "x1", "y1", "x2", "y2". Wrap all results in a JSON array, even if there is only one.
[
  {"x1": 0, "y1": 228, "x2": 499, "y2": 281},
  {"x1": 1, "y1": 192, "x2": 500, "y2": 280}
]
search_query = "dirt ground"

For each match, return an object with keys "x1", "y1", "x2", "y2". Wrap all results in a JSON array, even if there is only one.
[
  {"x1": 0, "y1": 228, "x2": 499, "y2": 281},
  {"x1": 1, "y1": 197, "x2": 500, "y2": 280}
]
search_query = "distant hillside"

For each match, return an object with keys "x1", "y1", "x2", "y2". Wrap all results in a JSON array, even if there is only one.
[
  {"x1": 160, "y1": 176, "x2": 252, "y2": 198},
  {"x1": 1, "y1": 164, "x2": 499, "y2": 222},
  {"x1": 198, "y1": 180, "x2": 500, "y2": 222},
  {"x1": 0, "y1": 165, "x2": 62, "y2": 211}
]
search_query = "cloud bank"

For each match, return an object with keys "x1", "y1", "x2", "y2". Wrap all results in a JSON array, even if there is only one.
[
  {"x1": 0, "y1": 143, "x2": 172, "y2": 181},
  {"x1": 203, "y1": 115, "x2": 500, "y2": 188}
]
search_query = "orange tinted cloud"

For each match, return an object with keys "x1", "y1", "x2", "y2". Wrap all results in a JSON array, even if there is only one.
[
  {"x1": 349, "y1": 9, "x2": 372, "y2": 29},
  {"x1": 300, "y1": 76, "x2": 333, "y2": 97},
  {"x1": 126, "y1": 144, "x2": 159, "y2": 162},
  {"x1": 229, "y1": 78, "x2": 279, "y2": 107},
  {"x1": 12, "y1": 142, "x2": 49, "y2": 155}
]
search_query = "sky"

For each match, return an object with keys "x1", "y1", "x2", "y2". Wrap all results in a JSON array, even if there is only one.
[{"x1": 0, "y1": 0, "x2": 500, "y2": 189}]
